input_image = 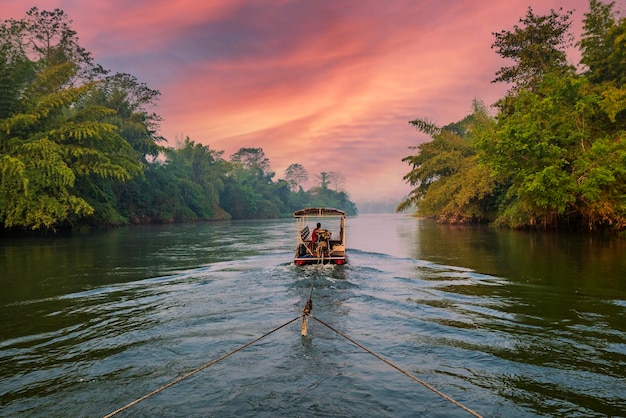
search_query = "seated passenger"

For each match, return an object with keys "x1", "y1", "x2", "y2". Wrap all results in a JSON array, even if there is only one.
[{"x1": 312, "y1": 223, "x2": 321, "y2": 248}]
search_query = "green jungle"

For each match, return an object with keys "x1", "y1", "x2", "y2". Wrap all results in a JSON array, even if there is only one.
[
  {"x1": 0, "y1": 8, "x2": 356, "y2": 234},
  {"x1": 2, "y1": 1, "x2": 626, "y2": 234},
  {"x1": 398, "y1": 1, "x2": 626, "y2": 232}
]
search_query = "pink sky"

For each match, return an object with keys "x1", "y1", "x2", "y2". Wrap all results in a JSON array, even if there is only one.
[{"x1": 1, "y1": 0, "x2": 593, "y2": 202}]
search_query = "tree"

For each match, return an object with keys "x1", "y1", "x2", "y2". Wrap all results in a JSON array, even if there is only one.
[
  {"x1": 162, "y1": 137, "x2": 226, "y2": 218},
  {"x1": 0, "y1": 34, "x2": 37, "y2": 119},
  {"x1": 462, "y1": 4, "x2": 626, "y2": 230},
  {"x1": 284, "y1": 163, "x2": 308, "y2": 191},
  {"x1": 230, "y1": 147, "x2": 273, "y2": 180},
  {"x1": 315, "y1": 171, "x2": 346, "y2": 191},
  {"x1": 221, "y1": 147, "x2": 277, "y2": 218},
  {"x1": 317, "y1": 171, "x2": 329, "y2": 190},
  {"x1": 398, "y1": 102, "x2": 498, "y2": 223},
  {"x1": 0, "y1": 8, "x2": 145, "y2": 230},
  {"x1": 0, "y1": 64, "x2": 142, "y2": 230},
  {"x1": 90, "y1": 72, "x2": 164, "y2": 160},
  {"x1": 475, "y1": 70, "x2": 626, "y2": 230},
  {"x1": 325, "y1": 171, "x2": 346, "y2": 191},
  {"x1": 1, "y1": 9, "x2": 360, "y2": 231},
  {"x1": 579, "y1": 0, "x2": 626, "y2": 86},
  {"x1": 491, "y1": 7, "x2": 574, "y2": 92},
  {"x1": 13, "y1": 8, "x2": 105, "y2": 84}
]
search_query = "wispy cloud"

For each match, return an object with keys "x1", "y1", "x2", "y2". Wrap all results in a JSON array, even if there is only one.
[{"x1": 2, "y1": 0, "x2": 591, "y2": 201}]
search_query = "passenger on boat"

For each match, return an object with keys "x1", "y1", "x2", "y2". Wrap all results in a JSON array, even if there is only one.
[{"x1": 311, "y1": 223, "x2": 321, "y2": 248}]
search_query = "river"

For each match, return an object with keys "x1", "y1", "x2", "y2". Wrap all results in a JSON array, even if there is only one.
[{"x1": 1, "y1": 214, "x2": 625, "y2": 417}]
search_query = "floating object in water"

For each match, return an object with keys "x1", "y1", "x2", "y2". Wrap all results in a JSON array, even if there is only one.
[{"x1": 301, "y1": 298, "x2": 312, "y2": 336}]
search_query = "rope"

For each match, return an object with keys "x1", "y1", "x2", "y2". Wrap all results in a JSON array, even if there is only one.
[
  {"x1": 103, "y1": 315, "x2": 301, "y2": 418},
  {"x1": 103, "y1": 275, "x2": 481, "y2": 418},
  {"x1": 301, "y1": 270, "x2": 317, "y2": 335},
  {"x1": 311, "y1": 316, "x2": 483, "y2": 418}
]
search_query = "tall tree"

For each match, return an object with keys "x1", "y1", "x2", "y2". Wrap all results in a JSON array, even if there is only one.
[
  {"x1": 579, "y1": 0, "x2": 626, "y2": 86},
  {"x1": 0, "y1": 8, "x2": 144, "y2": 230},
  {"x1": 1, "y1": 8, "x2": 359, "y2": 230},
  {"x1": 169, "y1": 137, "x2": 225, "y2": 211},
  {"x1": 0, "y1": 63, "x2": 142, "y2": 230},
  {"x1": 284, "y1": 163, "x2": 308, "y2": 191},
  {"x1": 325, "y1": 171, "x2": 346, "y2": 192},
  {"x1": 491, "y1": 7, "x2": 574, "y2": 92},
  {"x1": 398, "y1": 102, "x2": 497, "y2": 223},
  {"x1": 16, "y1": 8, "x2": 105, "y2": 84},
  {"x1": 315, "y1": 171, "x2": 346, "y2": 192},
  {"x1": 91, "y1": 72, "x2": 164, "y2": 160},
  {"x1": 230, "y1": 147, "x2": 274, "y2": 181}
]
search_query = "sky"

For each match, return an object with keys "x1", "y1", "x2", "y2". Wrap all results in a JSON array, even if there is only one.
[{"x1": 1, "y1": 0, "x2": 595, "y2": 203}]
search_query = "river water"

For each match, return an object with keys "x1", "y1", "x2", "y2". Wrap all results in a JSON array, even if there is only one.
[{"x1": 1, "y1": 214, "x2": 625, "y2": 417}]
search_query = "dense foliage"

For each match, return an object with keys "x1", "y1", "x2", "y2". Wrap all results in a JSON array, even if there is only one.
[
  {"x1": 399, "y1": 1, "x2": 626, "y2": 231},
  {"x1": 0, "y1": 8, "x2": 356, "y2": 234}
]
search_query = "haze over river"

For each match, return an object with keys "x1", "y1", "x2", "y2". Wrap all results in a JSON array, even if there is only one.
[{"x1": 1, "y1": 214, "x2": 625, "y2": 417}]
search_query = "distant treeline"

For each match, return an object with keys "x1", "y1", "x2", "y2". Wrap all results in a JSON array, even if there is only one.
[
  {"x1": 399, "y1": 1, "x2": 626, "y2": 231},
  {"x1": 357, "y1": 198, "x2": 402, "y2": 214},
  {"x1": 0, "y1": 8, "x2": 356, "y2": 234}
]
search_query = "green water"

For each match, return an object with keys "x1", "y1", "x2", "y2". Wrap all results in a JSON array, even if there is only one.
[{"x1": 1, "y1": 215, "x2": 625, "y2": 417}]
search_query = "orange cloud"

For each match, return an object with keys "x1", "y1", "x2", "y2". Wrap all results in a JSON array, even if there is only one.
[{"x1": 1, "y1": 0, "x2": 592, "y2": 202}]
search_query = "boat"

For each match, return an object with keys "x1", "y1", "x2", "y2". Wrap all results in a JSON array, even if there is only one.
[{"x1": 294, "y1": 208, "x2": 347, "y2": 265}]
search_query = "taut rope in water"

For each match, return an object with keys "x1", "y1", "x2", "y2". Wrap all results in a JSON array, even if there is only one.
[
  {"x1": 311, "y1": 316, "x2": 483, "y2": 418},
  {"x1": 103, "y1": 316, "x2": 301, "y2": 418},
  {"x1": 301, "y1": 267, "x2": 318, "y2": 336},
  {"x1": 302, "y1": 272, "x2": 481, "y2": 417},
  {"x1": 104, "y1": 274, "x2": 482, "y2": 418}
]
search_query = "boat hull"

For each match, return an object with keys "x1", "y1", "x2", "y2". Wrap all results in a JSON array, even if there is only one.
[{"x1": 294, "y1": 255, "x2": 347, "y2": 266}]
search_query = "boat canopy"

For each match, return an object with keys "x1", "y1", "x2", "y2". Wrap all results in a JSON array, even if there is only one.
[{"x1": 293, "y1": 208, "x2": 346, "y2": 217}]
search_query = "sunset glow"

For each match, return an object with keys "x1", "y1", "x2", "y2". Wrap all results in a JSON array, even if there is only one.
[{"x1": 1, "y1": 0, "x2": 592, "y2": 202}]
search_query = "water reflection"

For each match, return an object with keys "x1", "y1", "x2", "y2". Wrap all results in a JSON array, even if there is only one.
[
  {"x1": 1, "y1": 215, "x2": 625, "y2": 417},
  {"x1": 410, "y1": 220, "x2": 626, "y2": 295}
]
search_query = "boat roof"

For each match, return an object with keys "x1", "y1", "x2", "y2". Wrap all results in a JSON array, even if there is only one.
[{"x1": 293, "y1": 207, "x2": 346, "y2": 217}]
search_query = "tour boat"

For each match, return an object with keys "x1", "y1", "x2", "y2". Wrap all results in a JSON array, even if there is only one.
[{"x1": 294, "y1": 208, "x2": 347, "y2": 265}]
